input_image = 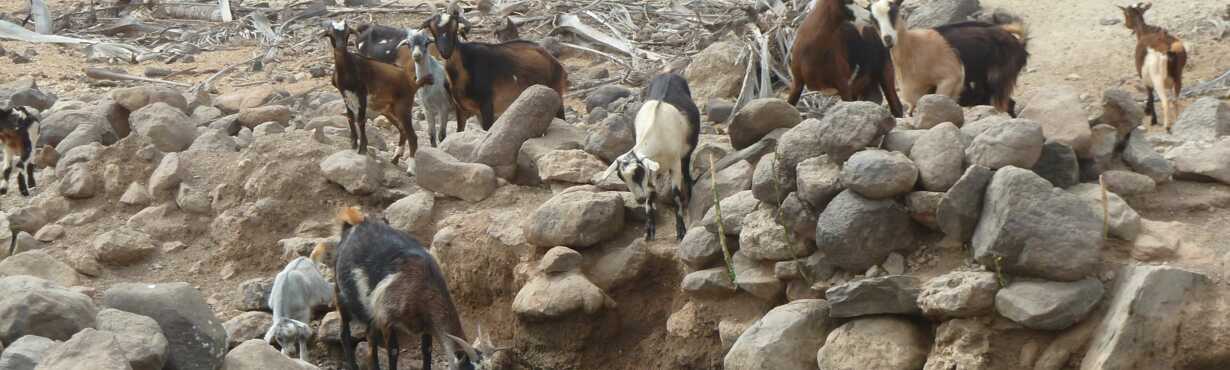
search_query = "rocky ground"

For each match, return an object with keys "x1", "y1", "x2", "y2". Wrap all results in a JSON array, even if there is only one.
[{"x1": 1, "y1": 0, "x2": 1230, "y2": 370}]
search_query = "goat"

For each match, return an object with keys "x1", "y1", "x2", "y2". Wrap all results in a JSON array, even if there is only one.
[
  {"x1": 355, "y1": 24, "x2": 408, "y2": 64},
  {"x1": 494, "y1": 17, "x2": 519, "y2": 43},
  {"x1": 869, "y1": 0, "x2": 1028, "y2": 115},
  {"x1": 263, "y1": 256, "x2": 333, "y2": 362},
  {"x1": 421, "y1": 5, "x2": 568, "y2": 130},
  {"x1": 1, "y1": 105, "x2": 38, "y2": 197},
  {"x1": 331, "y1": 207, "x2": 491, "y2": 370},
  {"x1": 787, "y1": 0, "x2": 904, "y2": 117},
  {"x1": 324, "y1": 20, "x2": 421, "y2": 169},
  {"x1": 1121, "y1": 2, "x2": 1186, "y2": 131},
  {"x1": 601, "y1": 73, "x2": 700, "y2": 241},
  {"x1": 399, "y1": 29, "x2": 456, "y2": 147}
]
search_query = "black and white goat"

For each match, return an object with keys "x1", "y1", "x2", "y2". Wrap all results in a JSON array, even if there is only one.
[
  {"x1": 399, "y1": 29, "x2": 456, "y2": 147},
  {"x1": 601, "y1": 73, "x2": 700, "y2": 241},
  {"x1": 332, "y1": 207, "x2": 491, "y2": 370},
  {"x1": 263, "y1": 256, "x2": 333, "y2": 362},
  {"x1": 1, "y1": 106, "x2": 38, "y2": 197}
]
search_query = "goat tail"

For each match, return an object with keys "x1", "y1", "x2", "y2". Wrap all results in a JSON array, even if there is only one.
[
  {"x1": 1169, "y1": 40, "x2": 1185, "y2": 54},
  {"x1": 338, "y1": 206, "x2": 365, "y2": 227},
  {"x1": 1000, "y1": 22, "x2": 1028, "y2": 48}
]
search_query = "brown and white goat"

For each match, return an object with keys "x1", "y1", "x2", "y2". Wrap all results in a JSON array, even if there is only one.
[
  {"x1": 787, "y1": 0, "x2": 904, "y2": 117},
  {"x1": 331, "y1": 207, "x2": 494, "y2": 370},
  {"x1": 1, "y1": 106, "x2": 38, "y2": 197},
  {"x1": 324, "y1": 20, "x2": 421, "y2": 169},
  {"x1": 869, "y1": 0, "x2": 1028, "y2": 115},
  {"x1": 421, "y1": 6, "x2": 568, "y2": 130},
  {"x1": 1121, "y1": 2, "x2": 1186, "y2": 131}
]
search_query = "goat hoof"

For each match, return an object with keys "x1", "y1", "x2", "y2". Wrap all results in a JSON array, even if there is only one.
[{"x1": 0, "y1": 189, "x2": 6, "y2": 195}]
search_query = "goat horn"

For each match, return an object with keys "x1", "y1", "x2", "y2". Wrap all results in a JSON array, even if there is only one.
[{"x1": 447, "y1": 334, "x2": 479, "y2": 363}]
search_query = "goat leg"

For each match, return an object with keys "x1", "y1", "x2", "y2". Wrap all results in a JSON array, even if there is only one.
[
  {"x1": 15, "y1": 159, "x2": 28, "y2": 197},
  {"x1": 644, "y1": 195, "x2": 656, "y2": 241},
  {"x1": 1144, "y1": 89, "x2": 1156, "y2": 130},
  {"x1": 0, "y1": 150, "x2": 11, "y2": 195},
  {"x1": 24, "y1": 161, "x2": 34, "y2": 189},
  {"x1": 336, "y1": 290, "x2": 360, "y2": 370},
  {"x1": 357, "y1": 99, "x2": 370, "y2": 155},
  {"x1": 345, "y1": 109, "x2": 360, "y2": 151},
  {"x1": 479, "y1": 100, "x2": 496, "y2": 131},
  {"x1": 420, "y1": 333, "x2": 432, "y2": 370},
  {"x1": 386, "y1": 328, "x2": 399, "y2": 370},
  {"x1": 298, "y1": 336, "x2": 309, "y2": 362},
  {"x1": 366, "y1": 331, "x2": 380, "y2": 370}
]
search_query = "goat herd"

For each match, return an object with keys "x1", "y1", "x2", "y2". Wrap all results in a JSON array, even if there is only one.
[{"x1": 0, "y1": 0, "x2": 1197, "y2": 369}]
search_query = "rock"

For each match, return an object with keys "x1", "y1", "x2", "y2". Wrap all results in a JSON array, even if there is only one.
[
  {"x1": 33, "y1": 328, "x2": 130, "y2": 370},
  {"x1": 0, "y1": 335, "x2": 58, "y2": 370},
  {"x1": 706, "y1": 98, "x2": 735, "y2": 123},
  {"x1": 1088, "y1": 124, "x2": 1119, "y2": 175},
  {"x1": 148, "y1": 153, "x2": 187, "y2": 195},
  {"x1": 701, "y1": 190, "x2": 760, "y2": 236},
  {"x1": 56, "y1": 124, "x2": 111, "y2": 156},
  {"x1": 57, "y1": 163, "x2": 99, "y2": 199},
  {"x1": 965, "y1": 118, "x2": 1045, "y2": 169},
  {"x1": 54, "y1": 143, "x2": 100, "y2": 179},
  {"x1": 584, "y1": 85, "x2": 633, "y2": 113},
  {"x1": 732, "y1": 252, "x2": 783, "y2": 301},
  {"x1": 684, "y1": 41, "x2": 746, "y2": 99},
  {"x1": 724, "y1": 299, "x2": 831, "y2": 370},
  {"x1": 96, "y1": 308, "x2": 168, "y2": 370},
  {"x1": 237, "y1": 278, "x2": 273, "y2": 312},
  {"x1": 1021, "y1": 86, "x2": 1093, "y2": 158},
  {"x1": 777, "y1": 102, "x2": 895, "y2": 171},
  {"x1": 36, "y1": 110, "x2": 108, "y2": 149},
  {"x1": 883, "y1": 129, "x2": 925, "y2": 154},
  {"x1": 0, "y1": 276, "x2": 96, "y2": 344},
  {"x1": 319, "y1": 150, "x2": 383, "y2": 195},
  {"x1": 1082, "y1": 266, "x2": 1207, "y2": 369},
  {"x1": 1100, "y1": 170, "x2": 1156, "y2": 195},
  {"x1": 222, "y1": 312, "x2": 272, "y2": 350},
  {"x1": 7, "y1": 88, "x2": 56, "y2": 111},
  {"x1": 678, "y1": 228, "x2": 732, "y2": 270},
  {"x1": 904, "y1": 191, "x2": 943, "y2": 230},
  {"x1": 0, "y1": 250, "x2": 80, "y2": 287},
  {"x1": 537, "y1": 149, "x2": 605, "y2": 184},
  {"x1": 584, "y1": 113, "x2": 635, "y2": 162},
  {"x1": 826, "y1": 275, "x2": 921, "y2": 318},
  {"x1": 539, "y1": 246, "x2": 582, "y2": 274},
  {"x1": 959, "y1": 114, "x2": 1013, "y2": 147},
  {"x1": 924, "y1": 318, "x2": 992, "y2": 370},
  {"x1": 681, "y1": 267, "x2": 738, "y2": 298},
  {"x1": 795, "y1": 155, "x2": 844, "y2": 209},
  {"x1": 236, "y1": 106, "x2": 291, "y2": 128},
  {"x1": 815, "y1": 190, "x2": 915, "y2": 273},
  {"x1": 903, "y1": 0, "x2": 981, "y2": 28},
  {"x1": 515, "y1": 120, "x2": 586, "y2": 185},
  {"x1": 416, "y1": 148, "x2": 498, "y2": 201},
  {"x1": 176, "y1": 183, "x2": 211, "y2": 215},
  {"x1": 512, "y1": 271, "x2": 609, "y2": 320},
  {"x1": 752, "y1": 154, "x2": 788, "y2": 205},
  {"x1": 221, "y1": 340, "x2": 317, "y2": 370},
  {"x1": 918, "y1": 271, "x2": 999, "y2": 318},
  {"x1": 995, "y1": 278, "x2": 1104, "y2": 331},
  {"x1": 130, "y1": 103, "x2": 197, "y2": 152},
  {"x1": 730, "y1": 99, "x2": 802, "y2": 150},
  {"x1": 1100, "y1": 88, "x2": 1144, "y2": 140},
  {"x1": 191, "y1": 106, "x2": 223, "y2": 123},
  {"x1": 315, "y1": 311, "x2": 365, "y2": 344},
  {"x1": 33, "y1": 225, "x2": 63, "y2": 242},
  {"x1": 841, "y1": 149, "x2": 918, "y2": 199},
  {"x1": 1123, "y1": 129, "x2": 1174, "y2": 182},
  {"x1": 972, "y1": 167, "x2": 1102, "y2": 281},
  {"x1": 911, "y1": 122, "x2": 965, "y2": 191},
  {"x1": 1032, "y1": 141, "x2": 1079, "y2": 188},
  {"x1": 474, "y1": 85, "x2": 561, "y2": 179},
  {"x1": 213, "y1": 86, "x2": 287, "y2": 114},
  {"x1": 778, "y1": 192, "x2": 819, "y2": 241},
  {"x1": 816, "y1": 317, "x2": 929, "y2": 370},
  {"x1": 113, "y1": 86, "x2": 188, "y2": 113},
  {"x1": 1131, "y1": 219, "x2": 1182, "y2": 261},
  {"x1": 1170, "y1": 97, "x2": 1230, "y2": 141},
  {"x1": 524, "y1": 190, "x2": 625, "y2": 249},
  {"x1": 439, "y1": 130, "x2": 486, "y2": 163},
  {"x1": 103, "y1": 282, "x2": 227, "y2": 370},
  {"x1": 1068, "y1": 183, "x2": 1142, "y2": 241},
  {"x1": 588, "y1": 240, "x2": 650, "y2": 290},
  {"x1": 1172, "y1": 141, "x2": 1230, "y2": 184},
  {"x1": 739, "y1": 208, "x2": 813, "y2": 261},
  {"x1": 690, "y1": 160, "x2": 754, "y2": 224},
  {"x1": 92, "y1": 227, "x2": 157, "y2": 266},
  {"x1": 913, "y1": 94, "x2": 964, "y2": 129},
  {"x1": 188, "y1": 129, "x2": 238, "y2": 152},
  {"x1": 384, "y1": 191, "x2": 434, "y2": 236}
]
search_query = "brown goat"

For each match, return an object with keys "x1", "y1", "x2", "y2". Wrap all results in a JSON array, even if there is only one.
[
  {"x1": 422, "y1": 6, "x2": 568, "y2": 130},
  {"x1": 325, "y1": 20, "x2": 421, "y2": 169},
  {"x1": 787, "y1": 0, "x2": 903, "y2": 117},
  {"x1": 1121, "y1": 2, "x2": 1187, "y2": 131}
]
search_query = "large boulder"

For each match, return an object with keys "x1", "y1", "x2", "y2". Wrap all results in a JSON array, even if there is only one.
[
  {"x1": 0, "y1": 335, "x2": 58, "y2": 370},
  {"x1": 691, "y1": 160, "x2": 754, "y2": 224},
  {"x1": 777, "y1": 102, "x2": 895, "y2": 170},
  {"x1": 738, "y1": 208, "x2": 812, "y2": 262},
  {"x1": 815, "y1": 190, "x2": 915, "y2": 272},
  {"x1": 1081, "y1": 266, "x2": 1207, "y2": 369},
  {"x1": 911, "y1": 122, "x2": 965, "y2": 191},
  {"x1": 536, "y1": 149, "x2": 605, "y2": 184},
  {"x1": 474, "y1": 85, "x2": 561, "y2": 179},
  {"x1": 318, "y1": 150, "x2": 383, "y2": 196},
  {"x1": 524, "y1": 191, "x2": 625, "y2": 249},
  {"x1": 112, "y1": 86, "x2": 188, "y2": 113},
  {"x1": 1067, "y1": 183, "x2": 1142, "y2": 241},
  {"x1": 1170, "y1": 97, "x2": 1230, "y2": 141},
  {"x1": 684, "y1": 41, "x2": 746, "y2": 99},
  {"x1": 912, "y1": 94, "x2": 964, "y2": 129},
  {"x1": 701, "y1": 190, "x2": 761, "y2": 236},
  {"x1": 439, "y1": 130, "x2": 487, "y2": 163},
  {"x1": 221, "y1": 340, "x2": 318, "y2": 370},
  {"x1": 904, "y1": 0, "x2": 981, "y2": 28},
  {"x1": 512, "y1": 247, "x2": 609, "y2": 320},
  {"x1": 36, "y1": 110, "x2": 108, "y2": 149},
  {"x1": 826, "y1": 275, "x2": 921, "y2": 318},
  {"x1": 841, "y1": 149, "x2": 919, "y2": 199},
  {"x1": 103, "y1": 283, "x2": 227, "y2": 370},
  {"x1": 678, "y1": 227, "x2": 733, "y2": 270},
  {"x1": 1032, "y1": 141, "x2": 1080, "y2": 188},
  {"x1": 724, "y1": 299, "x2": 831, "y2": 370},
  {"x1": 730, "y1": 99, "x2": 802, "y2": 150},
  {"x1": 584, "y1": 85, "x2": 633, "y2": 113},
  {"x1": 416, "y1": 148, "x2": 498, "y2": 202},
  {"x1": 221, "y1": 312, "x2": 273, "y2": 350},
  {"x1": 917, "y1": 271, "x2": 999, "y2": 319},
  {"x1": 213, "y1": 86, "x2": 287, "y2": 114},
  {"x1": 235, "y1": 106, "x2": 291, "y2": 129},
  {"x1": 972, "y1": 167, "x2": 1101, "y2": 281},
  {"x1": 384, "y1": 191, "x2": 435, "y2": 236},
  {"x1": 995, "y1": 278, "x2": 1104, "y2": 331},
  {"x1": 1100, "y1": 170, "x2": 1156, "y2": 196},
  {"x1": 964, "y1": 118, "x2": 1045, "y2": 169},
  {"x1": 816, "y1": 317, "x2": 929, "y2": 370},
  {"x1": 681, "y1": 267, "x2": 738, "y2": 298},
  {"x1": 56, "y1": 123, "x2": 113, "y2": 156},
  {"x1": 751, "y1": 154, "x2": 787, "y2": 205},
  {"x1": 1123, "y1": 129, "x2": 1174, "y2": 182},
  {"x1": 57, "y1": 163, "x2": 100, "y2": 199},
  {"x1": 1100, "y1": 88, "x2": 1144, "y2": 140},
  {"x1": 93, "y1": 227, "x2": 157, "y2": 266},
  {"x1": 795, "y1": 155, "x2": 845, "y2": 209},
  {"x1": 924, "y1": 318, "x2": 992, "y2": 370},
  {"x1": 584, "y1": 113, "x2": 634, "y2": 162},
  {"x1": 0, "y1": 250, "x2": 80, "y2": 287},
  {"x1": 188, "y1": 129, "x2": 238, "y2": 153},
  {"x1": 1172, "y1": 140, "x2": 1230, "y2": 185},
  {"x1": 883, "y1": 129, "x2": 925, "y2": 154},
  {"x1": 129, "y1": 103, "x2": 196, "y2": 152},
  {"x1": 33, "y1": 328, "x2": 131, "y2": 370},
  {"x1": 0, "y1": 276, "x2": 96, "y2": 343},
  {"x1": 1020, "y1": 85, "x2": 1093, "y2": 158},
  {"x1": 96, "y1": 308, "x2": 168, "y2": 370}
]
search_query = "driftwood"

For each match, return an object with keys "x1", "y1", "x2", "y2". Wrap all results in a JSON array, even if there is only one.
[
  {"x1": 85, "y1": 67, "x2": 191, "y2": 87},
  {"x1": 0, "y1": 20, "x2": 95, "y2": 43},
  {"x1": 218, "y1": 0, "x2": 234, "y2": 22},
  {"x1": 30, "y1": 0, "x2": 53, "y2": 34},
  {"x1": 554, "y1": 13, "x2": 663, "y2": 60}
]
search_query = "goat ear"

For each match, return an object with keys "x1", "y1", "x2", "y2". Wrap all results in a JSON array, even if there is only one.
[
  {"x1": 600, "y1": 161, "x2": 620, "y2": 181},
  {"x1": 642, "y1": 159, "x2": 661, "y2": 173},
  {"x1": 447, "y1": 334, "x2": 480, "y2": 362},
  {"x1": 1140, "y1": 2, "x2": 1152, "y2": 11}
]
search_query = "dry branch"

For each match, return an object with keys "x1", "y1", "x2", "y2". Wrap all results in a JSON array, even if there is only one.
[{"x1": 85, "y1": 67, "x2": 191, "y2": 87}]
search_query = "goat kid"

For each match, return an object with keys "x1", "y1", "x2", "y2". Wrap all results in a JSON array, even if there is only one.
[
  {"x1": 0, "y1": 106, "x2": 38, "y2": 197},
  {"x1": 264, "y1": 256, "x2": 333, "y2": 362},
  {"x1": 602, "y1": 73, "x2": 700, "y2": 241},
  {"x1": 422, "y1": 5, "x2": 568, "y2": 130},
  {"x1": 324, "y1": 20, "x2": 421, "y2": 170},
  {"x1": 1121, "y1": 2, "x2": 1186, "y2": 131},
  {"x1": 787, "y1": 0, "x2": 904, "y2": 117},
  {"x1": 332, "y1": 207, "x2": 490, "y2": 370},
  {"x1": 399, "y1": 29, "x2": 456, "y2": 147}
]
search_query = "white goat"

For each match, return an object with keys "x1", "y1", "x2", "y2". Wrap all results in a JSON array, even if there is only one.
[
  {"x1": 264, "y1": 256, "x2": 333, "y2": 362},
  {"x1": 400, "y1": 28, "x2": 455, "y2": 147}
]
